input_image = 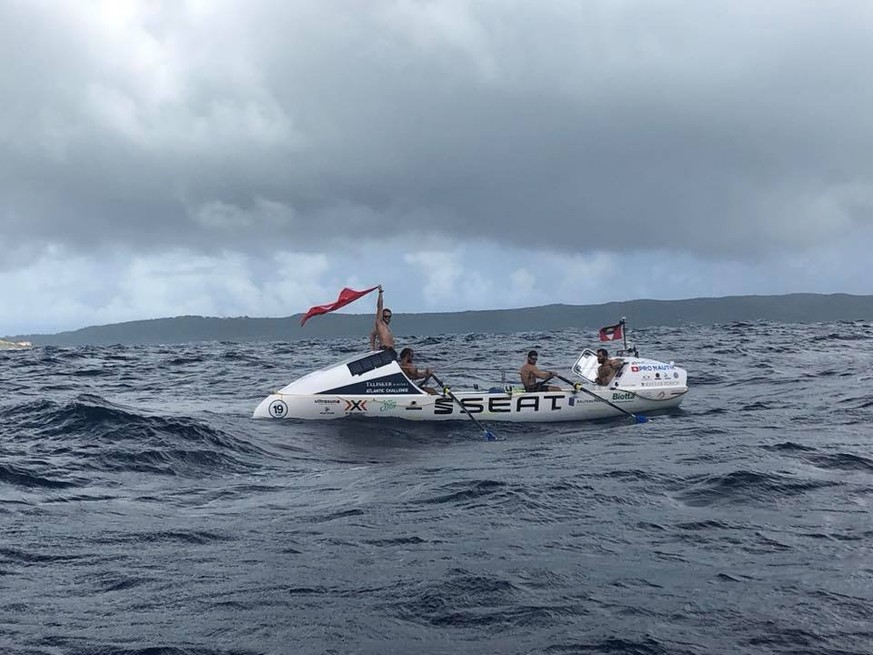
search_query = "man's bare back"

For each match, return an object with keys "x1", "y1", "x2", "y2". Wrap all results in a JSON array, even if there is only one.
[{"x1": 519, "y1": 350, "x2": 561, "y2": 392}]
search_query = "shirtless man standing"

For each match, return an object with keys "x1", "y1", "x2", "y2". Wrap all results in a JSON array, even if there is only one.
[
  {"x1": 519, "y1": 350, "x2": 561, "y2": 392},
  {"x1": 369, "y1": 285, "x2": 397, "y2": 359}
]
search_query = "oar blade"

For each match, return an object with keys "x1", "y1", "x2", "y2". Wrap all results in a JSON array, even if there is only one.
[{"x1": 634, "y1": 415, "x2": 648, "y2": 424}]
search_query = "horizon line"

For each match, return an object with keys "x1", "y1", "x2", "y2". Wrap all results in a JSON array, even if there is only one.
[{"x1": 7, "y1": 291, "x2": 871, "y2": 340}]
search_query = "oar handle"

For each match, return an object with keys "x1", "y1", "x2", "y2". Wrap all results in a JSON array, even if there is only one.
[
  {"x1": 555, "y1": 374, "x2": 582, "y2": 390},
  {"x1": 430, "y1": 373, "x2": 449, "y2": 395},
  {"x1": 430, "y1": 373, "x2": 497, "y2": 441},
  {"x1": 555, "y1": 374, "x2": 647, "y2": 423}
]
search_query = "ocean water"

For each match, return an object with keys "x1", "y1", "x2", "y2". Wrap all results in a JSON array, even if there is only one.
[{"x1": 1, "y1": 322, "x2": 871, "y2": 655}]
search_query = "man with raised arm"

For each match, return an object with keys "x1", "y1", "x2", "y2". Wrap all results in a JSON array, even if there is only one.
[{"x1": 369, "y1": 285, "x2": 397, "y2": 359}]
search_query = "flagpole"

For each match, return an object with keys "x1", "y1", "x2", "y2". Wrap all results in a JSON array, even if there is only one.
[{"x1": 621, "y1": 317, "x2": 627, "y2": 351}]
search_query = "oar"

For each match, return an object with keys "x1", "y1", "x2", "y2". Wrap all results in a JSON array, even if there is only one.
[
  {"x1": 431, "y1": 373, "x2": 497, "y2": 441},
  {"x1": 554, "y1": 374, "x2": 648, "y2": 424}
]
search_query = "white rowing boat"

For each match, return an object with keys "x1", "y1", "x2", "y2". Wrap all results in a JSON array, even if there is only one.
[
  {"x1": 0, "y1": 339, "x2": 32, "y2": 350},
  {"x1": 253, "y1": 347, "x2": 688, "y2": 423}
]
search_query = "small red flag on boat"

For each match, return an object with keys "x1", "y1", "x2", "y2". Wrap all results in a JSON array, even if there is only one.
[
  {"x1": 599, "y1": 322, "x2": 623, "y2": 342},
  {"x1": 300, "y1": 286, "x2": 379, "y2": 326}
]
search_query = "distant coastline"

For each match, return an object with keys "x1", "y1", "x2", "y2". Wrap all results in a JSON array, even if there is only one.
[{"x1": 5, "y1": 293, "x2": 872, "y2": 347}]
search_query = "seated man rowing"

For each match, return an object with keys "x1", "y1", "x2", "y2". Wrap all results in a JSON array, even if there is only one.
[
  {"x1": 399, "y1": 348, "x2": 438, "y2": 395},
  {"x1": 595, "y1": 348, "x2": 623, "y2": 386},
  {"x1": 519, "y1": 350, "x2": 561, "y2": 392}
]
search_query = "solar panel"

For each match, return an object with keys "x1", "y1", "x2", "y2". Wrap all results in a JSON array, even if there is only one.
[{"x1": 347, "y1": 350, "x2": 395, "y2": 376}]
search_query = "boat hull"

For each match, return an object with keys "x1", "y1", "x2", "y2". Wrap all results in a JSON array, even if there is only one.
[
  {"x1": 252, "y1": 387, "x2": 687, "y2": 423},
  {"x1": 252, "y1": 348, "x2": 688, "y2": 423},
  {"x1": 0, "y1": 339, "x2": 31, "y2": 350}
]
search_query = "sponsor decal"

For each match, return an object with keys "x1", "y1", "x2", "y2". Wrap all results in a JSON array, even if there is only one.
[
  {"x1": 314, "y1": 399, "x2": 341, "y2": 404},
  {"x1": 516, "y1": 396, "x2": 540, "y2": 412},
  {"x1": 461, "y1": 398, "x2": 484, "y2": 414},
  {"x1": 365, "y1": 380, "x2": 414, "y2": 394},
  {"x1": 633, "y1": 364, "x2": 675, "y2": 372},
  {"x1": 324, "y1": 373, "x2": 420, "y2": 396},
  {"x1": 488, "y1": 397, "x2": 511, "y2": 413},
  {"x1": 343, "y1": 399, "x2": 368, "y2": 413},
  {"x1": 434, "y1": 397, "x2": 454, "y2": 415},
  {"x1": 268, "y1": 399, "x2": 288, "y2": 419},
  {"x1": 434, "y1": 394, "x2": 568, "y2": 415},
  {"x1": 612, "y1": 392, "x2": 634, "y2": 401},
  {"x1": 544, "y1": 394, "x2": 563, "y2": 411},
  {"x1": 319, "y1": 407, "x2": 337, "y2": 416},
  {"x1": 380, "y1": 399, "x2": 398, "y2": 411}
]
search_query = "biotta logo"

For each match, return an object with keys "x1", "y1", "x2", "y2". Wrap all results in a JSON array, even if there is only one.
[{"x1": 268, "y1": 399, "x2": 288, "y2": 418}]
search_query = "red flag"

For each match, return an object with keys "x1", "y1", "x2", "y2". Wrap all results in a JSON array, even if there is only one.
[
  {"x1": 599, "y1": 322, "x2": 623, "y2": 342},
  {"x1": 300, "y1": 286, "x2": 379, "y2": 326}
]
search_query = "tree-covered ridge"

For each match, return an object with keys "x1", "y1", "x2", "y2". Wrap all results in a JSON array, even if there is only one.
[{"x1": 7, "y1": 293, "x2": 872, "y2": 346}]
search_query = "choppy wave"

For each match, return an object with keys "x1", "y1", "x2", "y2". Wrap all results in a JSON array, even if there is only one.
[
  {"x1": 1, "y1": 321, "x2": 872, "y2": 654},
  {"x1": 2, "y1": 395, "x2": 262, "y2": 485}
]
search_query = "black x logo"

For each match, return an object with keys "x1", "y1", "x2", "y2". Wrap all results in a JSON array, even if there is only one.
[{"x1": 344, "y1": 399, "x2": 367, "y2": 412}]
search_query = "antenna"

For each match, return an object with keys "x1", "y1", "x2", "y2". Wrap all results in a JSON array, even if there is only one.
[{"x1": 620, "y1": 317, "x2": 627, "y2": 351}]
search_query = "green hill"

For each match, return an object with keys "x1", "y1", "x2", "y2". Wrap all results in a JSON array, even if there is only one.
[{"x1": 6, "y1": 293, "x2": 872, "y2": 346}]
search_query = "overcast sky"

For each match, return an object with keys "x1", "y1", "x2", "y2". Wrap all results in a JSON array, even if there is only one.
[{"x1": 2, "y1": 0, "x2": 872, "y2": 335}]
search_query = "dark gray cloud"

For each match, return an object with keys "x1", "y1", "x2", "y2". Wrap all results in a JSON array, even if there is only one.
[{"x1": 3, "y1": 1, "x2": 872, "y2": 267}]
